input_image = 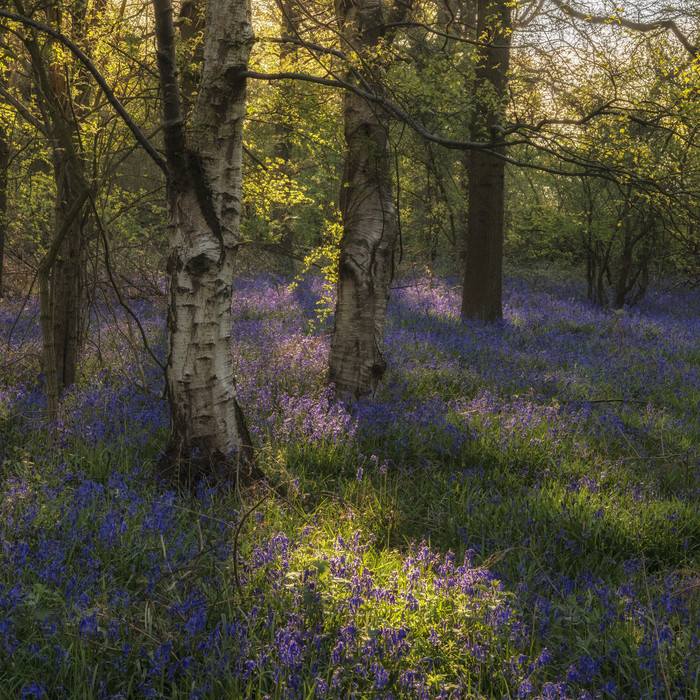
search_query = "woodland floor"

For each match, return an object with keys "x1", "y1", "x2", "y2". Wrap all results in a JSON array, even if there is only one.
[{"x1": 0, "y1": 268, "x2": 698, "y2": 699}]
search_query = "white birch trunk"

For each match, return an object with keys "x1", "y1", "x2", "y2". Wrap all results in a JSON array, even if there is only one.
[
  {"x1": 328, "y1": 0, "x2": 398, "y2": 400},
  {"x1": 155, "y1": 0, "x2": 255, "y2": 484}
]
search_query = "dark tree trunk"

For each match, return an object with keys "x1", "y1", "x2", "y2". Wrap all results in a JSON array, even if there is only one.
[
  {"x1": 50, "y1": 157, "x2": 85, "y2": 389},
  {"x1": 0, "y1": 122, "x2": 7, "y2": 299},
  {"x1": 461, "y1": 0, "x2": 511, "y2": 322},
  {"x1": 613, "y1": 210, "x2": 652, "y2": 308},
  {"x1": 20, "y1": 7, "x2": 90, "y2": 393},
  {"x1": 462, "y1": 148, "x2": 506, "y2": 320}
]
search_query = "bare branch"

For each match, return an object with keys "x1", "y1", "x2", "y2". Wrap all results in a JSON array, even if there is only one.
[
  {"x1": 525, "y1": 99, "x2": 617, "y2": 131},
  {"x1": 515, "y1": 0, "x2": 547, "y2": 29},
  {"x1": 549, "y1": 0, "x2": 698, "y2": 57}
]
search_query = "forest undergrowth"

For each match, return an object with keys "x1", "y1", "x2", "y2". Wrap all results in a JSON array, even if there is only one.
[{"x1": 0, "y1": 269, "x2": 698, "y2": 699}]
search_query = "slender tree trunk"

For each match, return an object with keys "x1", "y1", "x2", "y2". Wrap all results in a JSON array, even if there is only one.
[
  {"x1": 47, "y1": 0, "x2": 110, "y2": 389},
  {"x1": 0, "y1": 63, "x2": 9, "y2": 299},
  {"x1": 0, "y1": 121, "x2": 7, "y2": 299},
  {"x1": 19, "y1": 2, "x2": 89, "y2": 392},
  {"x1": 462, "y1": 149, "x2": 505, "y2": 320},
  {"x1": 328, "y1": 0, "x2": 398, "y2": 400},
  {"x1": 461, "y1": 0, "x2": 511, "y2": 322},
  {"x1": 154, "y1": 0, "x2": 256, "y2": 486},
  {"x1": 613, "y1": 209, "x2": 652, "y2": 308},
  {"x1": 50, "y1": 156, "x2": 85, "y2": 389},
  {"x1": 614, "y1": 219, "x2": 634, "y2": 308},
  {"x1": 272, "y1": 0, "x2": 301, "y2": 272},
  {"x1": 39, "y1": 187, "x2": 91, "y2": 426},
  {"x1": 44, "y1": 8, "x2": 87, "y2": 391}
]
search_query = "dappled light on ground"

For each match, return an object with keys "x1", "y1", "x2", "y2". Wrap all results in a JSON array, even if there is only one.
[{"x1": 0, "y1": 271, "x2": 698, "y2": 698}]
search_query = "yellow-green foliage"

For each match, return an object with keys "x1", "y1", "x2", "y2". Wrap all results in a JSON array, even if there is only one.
[
  {"x1": 241, "y1": 155, "x2": 313, "y2": 241},
  {"x1": 290, "y1": 210, "x2": 343, "y2": 328}
]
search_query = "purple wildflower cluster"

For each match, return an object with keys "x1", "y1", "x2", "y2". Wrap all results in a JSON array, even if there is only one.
[{"x1": 0, "y1": 271, "x2": 698, "y2": 697}]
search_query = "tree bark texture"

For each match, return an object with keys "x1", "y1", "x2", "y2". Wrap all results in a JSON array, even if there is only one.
[
  {"x1": 461, "y1": 0, "x2": 511, "y2": 322},
  {"x1": 38, "y1": 186, "x2": 90, "y2": 426},
  {"x1": 328, "y1": 0, "x2": 398, "y2": 400},
  {"x1": 154, "y1": 0, "x2": 255, "y2": 485},
  {"x1": 0, "y1": 2, "x2": 92, "y2": 417},
  {"x1": 50, "y1": 155, "x2": 86, "y2": 389},
  {"x1": 21, "y1": 6, "x2": 90, "y2": 390}
]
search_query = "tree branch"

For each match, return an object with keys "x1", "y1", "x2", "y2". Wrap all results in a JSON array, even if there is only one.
[
  {"x1": 382, "y1": 20, "x2": 485, "y2": 46},
  {"x1": 238, "y1": 69, "x2": 616, "y2": 178},
  {"x1": 523, "y1": 99, "x2": 616, "y2": 132},
  {"x1": 265, "y1": 36, "x2": 374, "y2": 93},
  {"x1": 549, "y1": 0, "x2": 698, "y2": 57},
  {"x1": 386, "y1": 0, "x2": 413, "y2": 27},
  {"x1": 240, "y1": 69, "x2": 497, "y2": 149},
  {"x1": 151, "y1": 0, "x2": 186, "y2": 180},
  {"x1": 515, "y1": 0, "x2": 546, "y2": 29},
  {"x1": 0, "y1": 84, "x2": 46, "y2": 134},
  {"x1": 0, "y1": 8, "x2": 167, "y2": 174}
]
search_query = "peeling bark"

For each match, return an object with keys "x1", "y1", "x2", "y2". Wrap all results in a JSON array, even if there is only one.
[
  {"x1": 154, "y1": 0, "x2": 257, "y2": 486},
  {"x1": 328, "y1": 0, "x2": 401, "y2": 400}
]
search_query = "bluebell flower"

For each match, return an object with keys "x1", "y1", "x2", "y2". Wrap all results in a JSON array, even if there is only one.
[
  {"x1": 518, "y1": 679, "x2": 533, "y2": 698},
  {"x1": 20, "y1": 681, "x2": 47, "y2": 699}
]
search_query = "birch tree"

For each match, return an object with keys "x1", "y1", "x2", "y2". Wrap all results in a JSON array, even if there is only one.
[
  {"x1": 0, "y1": 0, "x2": 256, "y2": 482},
  {"x1": 328, "y1": 0, "x2": 412, "y2": 400},
  {"x1": 153, "y1": 0, "x2": 256, "y2": 484}
]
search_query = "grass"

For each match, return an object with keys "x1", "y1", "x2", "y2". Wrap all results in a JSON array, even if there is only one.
[{"x1": 0, "y1": 269, "x2": 698, "y2": 699}]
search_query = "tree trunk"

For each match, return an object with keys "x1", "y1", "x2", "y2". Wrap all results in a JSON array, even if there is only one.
[
  {"x1": 38, "y1": 186, "x2": 91, "y2": 426},
  {"x1": 328, "y1": 0, "x2": 398, "y2": 400},
  {"x1": 50, "y1": 156, "x2": 85, "y2": 389},
  {"x1": 272, "y1": 0, "x2": 301, "y2": 273},
  {"x1": 614, "y1": 219, "x2": 634, "y2": 308},
  {"x1": 461, "y1": 0, "x2": 511, "y2": 322},
  {"x1": 462, "y1": 149, "x2": 505, "y2": 320},
  {"x1": 20, "y1": 4, "x2": 89, "y2": 392},
  {"x1": 154, "y1": 0, "x2": 256, "y2": 486},
  {"x1": 0, "y1": 121, "x2": 7, "y2": 299}
]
